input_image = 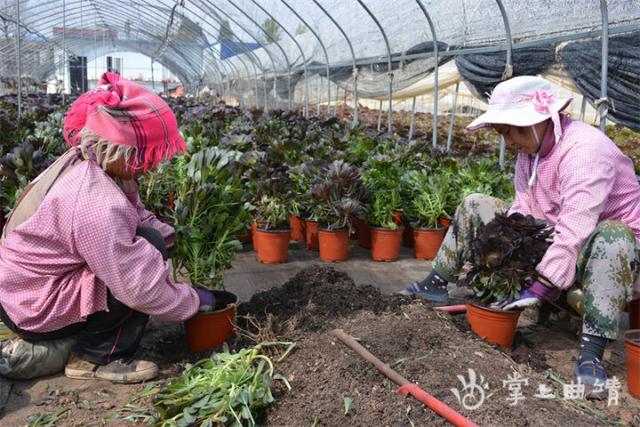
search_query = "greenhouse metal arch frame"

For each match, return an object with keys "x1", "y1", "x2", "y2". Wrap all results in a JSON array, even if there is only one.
[{"x1": 1, "y1": 0, "x2": 638, "y2": 151}]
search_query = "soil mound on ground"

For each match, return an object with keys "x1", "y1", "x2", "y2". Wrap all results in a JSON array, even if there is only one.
[{"x1": 237, "y1": 265, "x2": 417, "y2": 334}]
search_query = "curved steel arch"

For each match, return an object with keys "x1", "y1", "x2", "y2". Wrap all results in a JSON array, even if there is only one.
[
  {"x1": 495, "y1": 0, "x2": 513, "y2": 80},
  {"x1": 310, "y1": 0, "x2": 359, "y2": 126},
  {"x1": 414, "y1": 0, "x2": 439, "y2": 148},
  {"x1": 200, "y1": 1, "x2": 280, "y2": 110},
  {"x1": 598, "y1": 0, "x2": 609, "y2": 132},
  {"x1": 224, "y1": 0, "x2": 294, "y2": 110},
  {"x1": 202, "y1": 1, "x2": 279, "y2": 109},
  {"x1": 355, "y1": 0, "x2": 393, "y2": 135},
  {"x1": 281, "y1": 0, "x2": 331, "y2": 117},
  {"x1": 247, "y1": 0, "x2": 310, "y2": 115}
]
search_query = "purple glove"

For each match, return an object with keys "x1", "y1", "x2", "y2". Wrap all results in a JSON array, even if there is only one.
[
  {"x1": 195, "y1": 289, "x2": 215, "y2": 312},
  {"x1": 502, "y1": 279, "x2": 561, "y2": 310}
]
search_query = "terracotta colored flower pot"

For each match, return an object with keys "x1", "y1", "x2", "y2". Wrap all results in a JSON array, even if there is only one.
[
  {"x1": 256, "y1": 228, "x2": 290, "y2": 264},
  {"x1": 370, "y1": 226, "x2": 404, "y2": 262},
  {"x1": 184, "y1": 290, "x2": 238, "y2": 352},
  {"x1": 289, "y1": 215, "x2": 306, "y2": 242},
  {"x1": 392, "y1": 211, "x2": 403, "y2": 226},
  {"x1": 319, "y1": 228, "x2": 350, "y2": 262},
  {"x1": 305, "y1": 220, "x2": 320, "y2": 251},
  {"x1": 353, "y1": 217, "x2": 371, "y2": 249},
  {"x1": 402, "y1": 217, "x2": 414, "y2": 248},
  {"x1": 237, "y1": 226, "x2": 251, "y2": 244},
  {"x1": 466, "y1": 303, "x2": 521, "y2": 348},
  {"x1": 625, "y1": 330, "x2": 640, "y2": 398},
  {"x1": 413, "y1": 227, "x2": 446, "y2": 260},
  {"x1": 439, "y1": 216, "x2": 452, "y2": 233}
]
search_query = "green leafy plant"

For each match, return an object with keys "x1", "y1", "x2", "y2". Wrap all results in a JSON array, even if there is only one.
[
  {"x1": 401, "y1": 170, "x2": 449, "y2": 229},
  {"x1": 152, "y1": 342, "x2": 294, "y2": 427},
  {"x1": 172, "y1": 147, "x2": 251, "y2": 290},
  {"x1": 366, "y1": 190, "x2": 400, "y2": 230},
  {"x1": 459, "y1": 212, "x2": 552, "y2": 304},
  {"x1": 310, "y1": 160, "x2": 367, "y2": 230}
]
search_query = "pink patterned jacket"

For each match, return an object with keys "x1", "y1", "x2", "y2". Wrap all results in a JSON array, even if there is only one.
[
  {"x1": 509, "y1": 115, "x2": 640, "y2": 289},
  {"x1": 0, "y1": 160, "x2": 199, "y2": 332}
]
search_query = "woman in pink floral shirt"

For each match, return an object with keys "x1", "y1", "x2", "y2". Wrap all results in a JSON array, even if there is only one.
[
  {"x1": 402, "y1": 76, "x2": 640, "y2": 391},
  {"x1": 0, "y1": 73, "x2": 215, "y2": 383}
]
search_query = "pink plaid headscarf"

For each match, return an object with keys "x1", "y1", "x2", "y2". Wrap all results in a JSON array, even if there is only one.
[{"x1": 63, "y1": 72, "x2": 186, "y2": 172}]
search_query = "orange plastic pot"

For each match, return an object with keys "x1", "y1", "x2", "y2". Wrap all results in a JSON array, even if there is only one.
[
  {"x1": 319, "y1": 228, "x2": 350, "y2": 262},
  {"x1": 402, "y1": 217, "x2": 414, "y2": 248},
  {"x1": 289, "y1": 215, "x2": 306, "y2": 242},
  {"x1": 413, "y1": 227, "x2": 446, "y2": 260},
  {"x1": 392, "y1": 211, "x2": 403, "y2": 226},
  {"x1": 168, "y1": 191, "x2": 175, "y2": 210},
  {"x1": 251, "y1": 222, "x2": 265, "y2": 252},
  {"x1": 237, "y1": 226, "x2": 251, "y2": 244},
  {"x1": 466, "y1": 303, "x2": 521, "y2": 348},
  {"x1": 370, "y1": 226, "x2": 404, "y2": 262},
  {"x1": 184, "y1": 291, "x2": 238, "y2": 352},
  {"x1": 256, "y1": 228, "x2": 290, "y2": 264},
  {"x1": 625, "y1": 330, "x2": 640, "y2": 398},
  {"x1": 439, "y1": 216, "x2": 452, "y2": 234},
  {"x1": 305, "y1": 220, "x2": 320, "y2": 251},
  {"x1": 353, "y1": 217, "x2": 371, "y2": 249}
]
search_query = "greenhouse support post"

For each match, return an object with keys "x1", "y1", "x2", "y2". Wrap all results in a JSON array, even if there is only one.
[
  {"x1": 499, "y1": 135, "x2": 506, "y2": 170},
  {"x1": 415, "y1": 0, "x2": 439, "y2": 148},
  {"x1": 15, "y1": 0, "x2": 21, "y2": 118},
  {"x1": 356, "y1": 0, "x2": 393, "y2": 135},
  {"x1": 446, "y1": 82, "x2": 460, "y2": 152},
  {"x1": 62, "y1": 0, "x2": 66, "y2": 103},
  {"x1": 377, "y1": 100, "x2": 383, "y2": 132},
  {"x1": 599, "y1": 0, "x2": 609, "y2": 132},
  {"x1": 311, "y1": 0, "x2": 358, "y2": 125},
  {"x1": 409, "y1": 97, "x2": 416, "y2": 140},
  {"x1": 248, "y1": 0, "x2": 309, "y2": 116},
  {"x1": 580, "y1": 96, "x2": 587, "y2": 122},
  {"x1": 282, "y1": 0, "x2": 331, "y2": 118}
]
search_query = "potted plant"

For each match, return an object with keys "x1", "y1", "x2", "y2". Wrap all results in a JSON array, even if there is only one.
[
  {"x1": 366, "y1": 190, "x2": 404, "y2": 261},
  {"x1": 253, "y1": 195, "x2": 291, "y2": 264},
  {"x1": 171, "y1": 147, "x2": 250, "y2": 352},
  {"x1": 310, "y1": 160, "x2": 367, "y2": 262},
  {"x1": 458, "y1": 213, "x2": 552, "y2": 348},
  {"x1": 251, "y1": 160, "x2": 293, "y2": 264},
  {"x1": 402, "y1": 170, "x2": 448, "y2": 260},
  {"x1": 362, "y1": 156, "x2": 404, "y2": 262}
]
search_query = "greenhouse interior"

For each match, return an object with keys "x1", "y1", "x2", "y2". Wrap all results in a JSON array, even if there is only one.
[{"x1": 0, "y1": 0, "x2": 640, "y2": 425}]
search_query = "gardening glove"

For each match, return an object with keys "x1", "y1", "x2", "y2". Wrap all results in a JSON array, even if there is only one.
[
  {"x1": 502, "y1": 278, "x2": 561, "y2": 311},
  {"x1": 195, "y1": 289, "x2": 215, "y2": 312}
]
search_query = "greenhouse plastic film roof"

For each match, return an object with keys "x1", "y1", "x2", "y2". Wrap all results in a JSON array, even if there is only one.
[{"x1": 1, "y1": 1, "x2": 640, "y2": 128}]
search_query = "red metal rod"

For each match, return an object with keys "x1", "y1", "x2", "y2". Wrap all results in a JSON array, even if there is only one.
[
  {"x1": 331, "y1": 329, "x2": 478, "y2": 427},
  {"x1": 435, "y1": 305, "x2": 467, "y2": 314}
]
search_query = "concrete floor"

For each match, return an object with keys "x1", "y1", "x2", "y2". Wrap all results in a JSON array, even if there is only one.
[{"x1": 223, "y1": 240, "x2": 434, "y2": 302}]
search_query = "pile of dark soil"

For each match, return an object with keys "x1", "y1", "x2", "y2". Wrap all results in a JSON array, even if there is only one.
[
  {"x1": 235, "y1": 266, "x2": 632, "y2": 426},
  {"x1": 237, "y1": 265, "x2": 418, "y2": 335}
]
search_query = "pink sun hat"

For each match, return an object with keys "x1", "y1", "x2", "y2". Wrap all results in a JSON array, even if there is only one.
[{"x1": 466, "y1": 76, "x2": 573, "y2": 143}]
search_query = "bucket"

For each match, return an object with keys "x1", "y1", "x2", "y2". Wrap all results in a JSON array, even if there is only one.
[
  {"x1": 466, "y1": 303, "x2": 521, "y2": 348},
  {"x1": 318, "y1": 228, "x2": 350, "y2": 262},
  {"x1": 624, "y1": 329, "x2": 640, "y2": 398},
  {"x1": 413, "y1": 227, "x2": 446, "y2": 260},
  {"x1": 184, "y1": 290, "x2": 238, "y2": 352},
  {"x1": 256, "y1": 228, "x2": 290, "y2": 264},
  {"x1": 370, "y1": 226, "x2": 403, "y2": 262}
]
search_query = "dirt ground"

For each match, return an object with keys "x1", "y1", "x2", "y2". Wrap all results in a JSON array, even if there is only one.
[{"x1": 2, "y1": 265, "x2": 639, "y2": 426}]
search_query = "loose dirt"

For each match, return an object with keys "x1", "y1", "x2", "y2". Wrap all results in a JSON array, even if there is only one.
[{"x1": 2, "y1": 265, "x2": 639, "y2": 426}]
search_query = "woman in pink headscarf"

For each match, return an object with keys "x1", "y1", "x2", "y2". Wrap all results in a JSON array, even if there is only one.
[{"x1": 0, "y1": 73, "x2": 216, "y2": 383}]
